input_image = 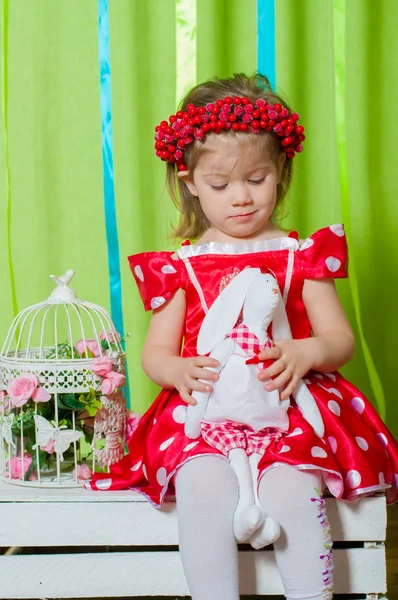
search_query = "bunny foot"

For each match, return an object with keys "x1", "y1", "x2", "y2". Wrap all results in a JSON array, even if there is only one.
[
  {"x1": 248, "y1": 516, "x2": 280, "y2": 549},
  {"x1": 233, "y1": 504, "x2": 263, "y2": 543}
]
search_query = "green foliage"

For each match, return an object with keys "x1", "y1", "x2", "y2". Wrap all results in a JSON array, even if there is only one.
[
  {"x1": 78, "y1": 387, "x2": 103, "y2": 417},
  {"x1": 44, "y1": 343, "x2": 79, "y2": 360}
]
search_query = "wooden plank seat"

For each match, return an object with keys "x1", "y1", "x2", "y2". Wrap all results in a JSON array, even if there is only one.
[{"x1": 0, "y1": 482, "x2": 388, "y2": 599}]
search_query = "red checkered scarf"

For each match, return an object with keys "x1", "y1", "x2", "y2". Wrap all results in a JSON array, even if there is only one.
[{"x1": 226, "y1": 323, "x2": 272, "y2": 359}]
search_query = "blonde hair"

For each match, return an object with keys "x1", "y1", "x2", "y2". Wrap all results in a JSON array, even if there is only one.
[{"x1": 166, "y1": 73, "x2": 294, "y2": 240}]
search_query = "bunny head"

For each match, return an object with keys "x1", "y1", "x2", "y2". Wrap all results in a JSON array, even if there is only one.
[
  {"x1": 242, "y1": 272, "x2": 280, "y2": 332},
  {"x1": 197, "y1": 268, "x2": 286, "y2": 355}
]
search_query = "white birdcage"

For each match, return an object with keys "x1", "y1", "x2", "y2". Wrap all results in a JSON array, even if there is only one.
[{"x1": 0, "y1": 270, "x2": 127, "y2": 488}]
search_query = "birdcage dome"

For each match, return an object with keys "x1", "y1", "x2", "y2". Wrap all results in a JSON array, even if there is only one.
[{"x1": 0, "y1": 270, "x2": 127, "y2": 488}]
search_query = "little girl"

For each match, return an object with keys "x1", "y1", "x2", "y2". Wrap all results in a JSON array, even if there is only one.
[{"x1": 89, "y1": 73, "x2": 398, "y2": 600}]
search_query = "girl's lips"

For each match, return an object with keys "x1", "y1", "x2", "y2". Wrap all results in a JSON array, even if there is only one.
[{"x1": 230, "y1": 211, "x2": 256, "y2": 220}]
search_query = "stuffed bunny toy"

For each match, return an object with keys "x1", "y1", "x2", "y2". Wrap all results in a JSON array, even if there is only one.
[{"x1": 184, "y1": 268, "x2": 325, "y2": 549}]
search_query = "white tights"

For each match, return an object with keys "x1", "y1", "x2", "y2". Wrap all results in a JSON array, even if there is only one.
[{"x1": 175, "y1": 456, "x2": 333, "y2": 600}]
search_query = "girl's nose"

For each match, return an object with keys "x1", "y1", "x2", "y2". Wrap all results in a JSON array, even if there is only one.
[{"x1": 232, "y1": 186, "x2": 252, "y2": 206}]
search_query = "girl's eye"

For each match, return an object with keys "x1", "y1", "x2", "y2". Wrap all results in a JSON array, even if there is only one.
[
  {"x1": 248, "y1": 178, "x2": 265, "y2": 185},
  {"x1": 211, "y1": 184, "x2": 227, "y2": 191}
]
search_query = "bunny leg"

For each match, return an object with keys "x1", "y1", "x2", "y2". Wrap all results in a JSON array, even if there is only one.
[
  {"x1": 247, "y1": 453, "x2": 281, "y2": 549},
  {"x1": 293, "y1": 380, "x2": 325, "y2": 438},
  {"x1": 228, "y1": 448, "x2": 263, "y2": 542},
  {"x1": 185, "y1": 338, "x2": 235, "y2": 439}
]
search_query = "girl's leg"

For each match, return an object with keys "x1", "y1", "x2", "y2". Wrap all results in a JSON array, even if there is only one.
[
  {"x1": 258, "y1": 465, "x2": 333, "y2": 600},
  {"x1": 175, "y1": 456, "x2": 239, "y2": 600}
]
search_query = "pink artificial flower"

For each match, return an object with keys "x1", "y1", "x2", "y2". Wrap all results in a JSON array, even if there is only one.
[
  {"x1": 99, "y1": 329, "x2": 121, "y2": 344},
  {"x1": 126, "y1": 411, "x2": 141, "y2": 442},
  {"x1": 92, "y1": 357, "x2": 113, "y2": 377},
  {"x1": 41, "y1": 438, "x2": 55, "y2": 454},
  {"x1": 75, "y1": 338, "x2": 101, "y2": 357},
  {"x1": 4, "y1": 453, "x2": 32, "y2": 479},
  {"x1": 72, "y1": 463, "x2": 92, "y2": 482},
  {"x1": 92, "y1": 358, "x2": 125, "y2": 395},
  {"x1": 7, "y1": 373, "x2": 51, "y2": 408},
  {"x1": 101, "y1": 371, "x2": 126, "y2": 395}
]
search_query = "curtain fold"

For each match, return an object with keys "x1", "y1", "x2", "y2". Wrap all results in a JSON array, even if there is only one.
[{"x1": 1, "y1": 0, "x2": 396, "y2": 436}]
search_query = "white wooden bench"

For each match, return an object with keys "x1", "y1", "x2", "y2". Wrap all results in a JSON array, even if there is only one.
[{"x1": 0, "y1": 481, "x2": 388, "y2": 599}]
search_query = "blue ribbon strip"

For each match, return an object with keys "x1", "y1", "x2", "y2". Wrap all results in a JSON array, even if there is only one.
[
  {"x1": 98, "y1": 0, "x2": 130, "y2": 403},
  {"x1": 257, "y1": 0, "x2": 276, "y2": 91}
]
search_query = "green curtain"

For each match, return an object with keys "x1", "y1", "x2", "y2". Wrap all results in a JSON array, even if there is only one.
[{"x1": 1, "y1": 0, "x2": 397, "y2": 438}]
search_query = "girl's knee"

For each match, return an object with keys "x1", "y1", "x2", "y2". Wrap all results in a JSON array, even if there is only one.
[{"x1": 175, "y1": 456, "x2": 238, "y2": 505}]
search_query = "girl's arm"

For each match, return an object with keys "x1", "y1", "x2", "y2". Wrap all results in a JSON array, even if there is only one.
[
  {"x1": 142, "y1": 289, "x2": 219, "y2": 404},
  {"x1": 258, "y1": 278, "x2": 355, "y2": 399},
  {"x1": 301, "y1": 278, "x2": 355, "y2": 372}
]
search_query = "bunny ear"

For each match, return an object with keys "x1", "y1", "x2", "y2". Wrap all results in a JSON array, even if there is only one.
[
  {"x1": 260, "y1": 266, "x2": 277, "y2": 279},
  {"x1": 271, "y1": 295, "x2": 293, "y2": 341},
  {"x1": 197, "y1": 268, "x2": 261, "y2": 355}
]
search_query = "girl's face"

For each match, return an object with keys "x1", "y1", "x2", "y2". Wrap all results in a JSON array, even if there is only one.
[{"x1": 179, "y1": 134, "x2": 285, "y2": 242}]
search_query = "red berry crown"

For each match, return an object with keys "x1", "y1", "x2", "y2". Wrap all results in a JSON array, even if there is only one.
[{"x1": 154, "y1": 96, "x2": 305, "y2": 171}]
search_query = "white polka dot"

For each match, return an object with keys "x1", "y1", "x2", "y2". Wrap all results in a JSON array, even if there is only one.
[
  {"x1": 142, "y1": 464, "x2": 148, "y2": 480},
  {"x1": 355, "y1": 437, "x2": 369, "y2": 451},
  {"x1": 311, "y1": 446, "x2": 328, "y2": 459},
  {"x1": 134, "y1": 265, "x2": 144, "y2": 281},
  {"x1": 330, "y1": 224, "x2": 345, "y2": 237},
  {"x1": 317, "y1": 383, "x2": 331, "y2": 393},
  {"x1": 325, "y1": 256, "x2": 341, "y2": 272},
  {"x1": 351, "y1": 397, "x2": 365, "y2": 414},
  {"x1": 328, "y1": 400, "x2": 341, "y2": 416},
  {"x1": 329, "y1": 388, "x2": 343, "y2": 399},
  {"x1": 279, "y1": 445, "x2": 291, "y2": 453},
  {"x1": 183, "y1": 441, "x2": 200, "y2": 452},
  {"x1": 160, "y1": 437, "x2": 175, "y2": 451},
  {"x1": 150, "y1": 296, "x2": 166, "y2": 309},
  {"x1": 377, "y1": 432, "x2": 388, "y2": 447},
  {"x1": 131, "y1": 460, "x2": 142, "y2": 472},
  {"x1": 346, "y1": 470, "x2": 361, "y2": 489},
  {"x1": 153, "y1": 418, "x2": 157, "y2": 425},
  {"x1": 286, "y1": 427, "x2": 303, "y2": 438},
  {"x1": 324, "y1": 373, "x2": 337, "y2": 382},
  {"x1": 172, "y1": 405, "x2": 187, "y2": 424},
  {"x1": 318, "y1": 384, "x2": 343, "y2": 399},
  {"x1": 95, "y1": 478, "x2": 112, "y2": 490},
  {"x1": 328, "y1": 436, "x2": 337, "y2": 454},
  {"x1": 379, "y1": 472, "x2": 386, "y2": 486},
  {"x1": 299, "y1": 238, "x2": 314, "y2": 251},
  {"x1": 156, "y1": 467, "x2": 167, "y2": 486},
  {"x1": 313, "y1": 373, "x2": 323, "y2": 379},
  {"x1": 161, "y1": 264, "x2": 177, "y2": 274},
  {"x1": 303, "y1": 379, "x2": 311, "y2": 384}
]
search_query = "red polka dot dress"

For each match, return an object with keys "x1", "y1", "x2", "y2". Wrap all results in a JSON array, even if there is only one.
[{"x1": 88, "y1": 225, "x2": 398, "y2": 507}]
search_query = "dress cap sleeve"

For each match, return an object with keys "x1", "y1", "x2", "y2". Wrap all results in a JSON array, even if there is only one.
[
  {"x1": 127, "y1": 251, "x2": 183, "y2": 311},
  {"x1": 298, "y1": 224, "x2": 348, "y2": 279}
]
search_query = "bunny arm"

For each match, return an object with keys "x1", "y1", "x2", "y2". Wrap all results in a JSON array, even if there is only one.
[
  {"x1": 272, "y1": 292, "x2": 326, "y2": 438},
  {"x1": 292, "y1": 381, "x2": 325, "y2": 438},
  {"x1": 184, "y1": 337, "x2": 236, "y2": 439}
]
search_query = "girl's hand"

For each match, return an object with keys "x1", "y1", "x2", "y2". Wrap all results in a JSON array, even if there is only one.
[
  {"x1": 172, "y1": 356, "x2": 220, "y2": 406},
  {"x1": 256, "y1": 339, "x2": 315, "y2": 401}
]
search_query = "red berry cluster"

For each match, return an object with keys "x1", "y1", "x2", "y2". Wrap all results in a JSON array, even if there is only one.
[{"x1": 154, "y1": 96, "x2": 305, "y2": 171}]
